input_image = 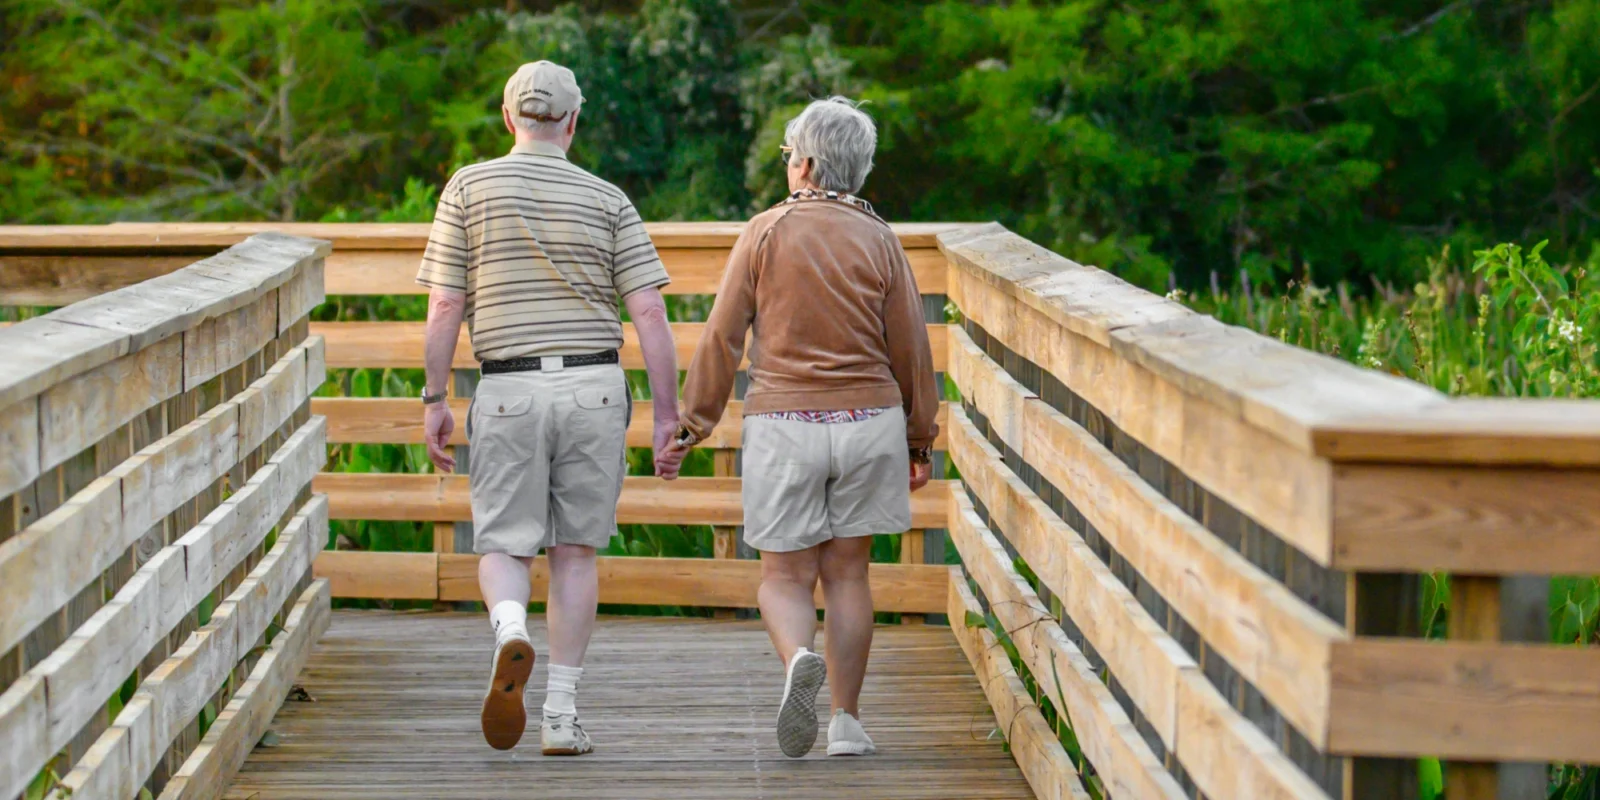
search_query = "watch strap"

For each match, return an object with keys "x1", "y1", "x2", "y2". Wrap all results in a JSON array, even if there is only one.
[{"x1": 422, "y1": 391, "x2": 449, "y2": 406}]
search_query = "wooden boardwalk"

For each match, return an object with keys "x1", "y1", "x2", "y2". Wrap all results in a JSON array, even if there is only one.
[{"x1": 223, "y1": 612, "x2": 1036, "y2": 800}]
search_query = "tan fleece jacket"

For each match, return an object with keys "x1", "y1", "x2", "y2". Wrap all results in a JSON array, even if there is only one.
[{"x1": 679, "y1": 198, "x2": 940, "y2": 449}]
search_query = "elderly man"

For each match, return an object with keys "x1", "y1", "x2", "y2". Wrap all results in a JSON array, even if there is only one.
[{"x1": 417, "y1": 60, "x2": 681, "y2": 755}]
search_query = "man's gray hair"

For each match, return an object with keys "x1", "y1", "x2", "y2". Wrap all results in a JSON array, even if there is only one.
[
  {"x1": 783, "y1": 96, "x2": 877, "y2": 194},
  {"x1": 511, "y1": 98, "x2": 569, "y2": 135}
]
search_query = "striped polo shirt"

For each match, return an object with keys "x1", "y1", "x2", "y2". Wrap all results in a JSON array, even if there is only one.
[{"x1": 416, "y1": 140, "x2": 670, "y2": 361}]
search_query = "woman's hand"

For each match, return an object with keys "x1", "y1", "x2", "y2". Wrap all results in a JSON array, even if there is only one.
[
  {"x1": 424, "y1": 403, "x2": 456, "y2": 473},
  {"x1": 909, "y1": 460, "x2": 932, "y2": 492}
]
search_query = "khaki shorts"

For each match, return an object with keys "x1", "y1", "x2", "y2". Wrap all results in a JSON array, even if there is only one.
[
  {"x1": 467, "y1": 364, "x2": 630, "y2": 556},
  {"x1": 741, "y1": 408, "x2": 912, "y2": 553}
]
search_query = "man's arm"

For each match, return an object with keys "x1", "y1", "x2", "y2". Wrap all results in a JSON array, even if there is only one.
[
  {"x1": 423, "y1": 286, "x2": 467, "y2": 472},
  {"x1": 623, "y1": 287, "x2": 682, "y2": 479}
]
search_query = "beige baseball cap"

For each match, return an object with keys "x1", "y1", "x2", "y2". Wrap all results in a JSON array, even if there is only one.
[{"x1": 503, "y1": 60, "x2": 584, "y2": 123}]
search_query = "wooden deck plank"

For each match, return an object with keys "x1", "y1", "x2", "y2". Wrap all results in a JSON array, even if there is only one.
[{"x1": 220, "y1": 612, "x2": 1033, "y2": 800}]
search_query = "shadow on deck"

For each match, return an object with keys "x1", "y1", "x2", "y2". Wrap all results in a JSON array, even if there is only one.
[{"x1": 223, "y1": 612, "x2": 1034, "y2": 800}]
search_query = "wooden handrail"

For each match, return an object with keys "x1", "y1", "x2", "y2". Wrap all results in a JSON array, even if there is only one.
[{"x1": 941, "y1": 222, "x2": 1600, "y2": 800}]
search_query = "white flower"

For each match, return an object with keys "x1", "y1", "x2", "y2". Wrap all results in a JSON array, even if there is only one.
[{"x1": 1557, "y1": 318, "x2": 1580, "y2": 344}]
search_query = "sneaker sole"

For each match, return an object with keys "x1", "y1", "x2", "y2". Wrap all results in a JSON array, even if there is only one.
[
  {"x1": 776, "y1": 653, "x2": 827, "y2": 758},
  {"x1": 541, "y1": 745, "x2": 593, "y2": 757},
  {"x1": 827, "y1": 741, "x2": 876, "y2": 757},
  {"x1": 481, "y1": 639, "x2": 535, "y2": 751}
]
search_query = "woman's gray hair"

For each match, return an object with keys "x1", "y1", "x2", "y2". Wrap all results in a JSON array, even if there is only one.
[{"x1": 783, "y1": 96, "x2": 877, "y2": 194}]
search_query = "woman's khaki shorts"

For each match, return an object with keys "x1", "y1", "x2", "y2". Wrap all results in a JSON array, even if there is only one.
[
  {"x1": 740, "y1": 408, "x2": 912, "y2": 553},
  {"x1": 466, "y1": 364, "x2": 630, "y2": 556}
]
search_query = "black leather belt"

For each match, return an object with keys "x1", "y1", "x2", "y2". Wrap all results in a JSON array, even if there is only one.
[{"x1": 481, "y1": 350, "x2": 619, "y2": 375}]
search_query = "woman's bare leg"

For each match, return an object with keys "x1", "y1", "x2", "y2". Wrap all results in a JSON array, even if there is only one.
[
  {"x1": 818, "y1": 536, "x2": 874, "y2": 716},
  {"x1": 758, "y1": 547, "x2": 822, "y2": 666}
]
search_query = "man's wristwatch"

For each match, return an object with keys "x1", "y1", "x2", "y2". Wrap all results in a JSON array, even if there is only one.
[
  {"x1": 422, "y1": 389, "x2": 448, "y2": 406},
  {"x1": 909, "y1": 445, "x2": 933, "y2": 465}
]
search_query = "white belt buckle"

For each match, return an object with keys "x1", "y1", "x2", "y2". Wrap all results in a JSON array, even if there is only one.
[{"x1": 544, "y1": 355, "x2": 565, "y2": 373}]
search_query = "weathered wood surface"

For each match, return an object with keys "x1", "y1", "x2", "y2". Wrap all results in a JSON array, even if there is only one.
[
  {"x1": 947, "y1": 569, "x2": 1091, "y2": 800},
  {"x1": 0, "y1": 339, "x2": 320, "y2": 659},
  {"x1": 0, "y1": 423, "x2": 324, "y2": 800},
  {"x1": 160, "y1": 580, "x2": 332, "y2": 800},
  {"x1": 312, "y1": 474, "x2": 951, "y2": 529},
  {"x1": 947, "y1": 488, "x2": 1187, "y2": 800},
  {"x1": 52, "y1": 499, "x2": 326, "y2": 798},
  {"x1": 217, "y1": 610, "x2": 1032, "y2": 800},
  {"x1": 308, "y1": 321, "x2": 949, "y2": 372},
  {"x1": 0, "y1": 233, "x2": 326, "y2": 498},
  {"x1": 947, "y1": 410, "x2": 1329, "y2": 798},
  {"x1": 311, "y1": 551, "x2": 949, "y2": 614},
  {"x1": 1, "y1": 222, "x2": 967, "y2": 303},
  {"x1": 314, "y1": 396, "x2": 949, "y2": 451},
  {"x1": 1328, "y1": 638, "x2": 1600, "y2": 763},
  {"x1": 948, "y1": 353, "x2": 1343, "y2": 746},
  {"x1": 941, "y1": 223, "x2": 1600, "y2": 469},
  {"x1": 0, "y1": 221, "x2": 969, "y2": 249}
]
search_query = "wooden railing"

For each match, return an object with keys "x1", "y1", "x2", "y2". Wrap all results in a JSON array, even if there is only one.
[
  {"x1": 938, "y1": 223, "x2": 1600, "y2": 800},
  {"x1": 0, "y1": 233, "x2": 330, "y2": 800},
  {"x1": 0, "y1": 223, "x2": 961, "y2": 615}
]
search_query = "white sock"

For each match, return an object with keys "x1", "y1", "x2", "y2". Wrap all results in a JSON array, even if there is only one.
[
  {"x1": 543, "y1": 664, "x2": 583, "y2": 717},
  {"x1": 489, "y1": 600, "x2": 528, "y2": 642}
]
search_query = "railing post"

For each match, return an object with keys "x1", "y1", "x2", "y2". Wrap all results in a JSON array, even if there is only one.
[
  {"x1": 712, "y1": 448, "x2": 738, "y2": 620},
  {"x1": 1345, "y1": 573, "x2": 1420, "y2": 800},
  {"x1": 1444, "y1": 576, "x2": 1548, "y2": 800},
  {"x1": 901, "y1": 529, "x2": 925, "y2": 624}
]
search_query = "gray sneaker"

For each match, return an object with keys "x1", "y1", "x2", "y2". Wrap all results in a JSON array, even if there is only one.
[
  {"x1": 776, "y1": 648, "x2": 827, "y2": 758},
  {"x1": 827, "y1": 709, "x2": 876, "y2": 756},
  {"x1": 541, "y1": 712, "x2": 594, "y2": 756}
]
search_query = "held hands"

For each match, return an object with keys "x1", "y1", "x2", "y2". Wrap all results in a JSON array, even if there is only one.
[
  {"x1": 910, "y1": 459, "x2": 932, "y2": 493},
  {"x1": 424, "y1": 403, "x2": 456, "y2": 473},
  {"x1": 654, "y1": 419, "x2": 688, "y2": 480}
]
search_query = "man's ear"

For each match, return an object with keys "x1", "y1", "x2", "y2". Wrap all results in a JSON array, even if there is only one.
[
  {"x1": 565, "y1": 109, "x2": 580, "y2": 137},
  {"x1": 502, "y1": 105, "x2": 515, "y2": 135}
]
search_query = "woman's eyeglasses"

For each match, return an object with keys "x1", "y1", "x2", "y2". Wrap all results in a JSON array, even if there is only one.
[{"x1": 779, "y1": 144, "x2": 795, "y2": 167}]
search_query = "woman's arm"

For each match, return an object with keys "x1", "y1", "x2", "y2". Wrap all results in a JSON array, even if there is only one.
[
  {"x1": 882, "y1": 240, "x2": 940, "y2": 453},
  {"x1": 678, "y1": 226, "x2": 763, "y2": 443}
]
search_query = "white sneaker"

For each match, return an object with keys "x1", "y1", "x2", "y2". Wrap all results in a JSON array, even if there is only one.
[
  {"x1": 480, "y1": 632, "x2": 535, "y2": 751},
  {"x1": 827, "y1": 710, "x2": 876, "y2": 756},
  {"x1": 541, "y1": 712, "x2": 594, "y2": 756},
  {"x1": 776, "y1": 648, "x2": 827, "y2": 758}
]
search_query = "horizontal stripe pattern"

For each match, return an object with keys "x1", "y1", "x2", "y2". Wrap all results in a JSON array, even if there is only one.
[{"x1": 416, "y1": 141, "x2": 670, "y2": 360}]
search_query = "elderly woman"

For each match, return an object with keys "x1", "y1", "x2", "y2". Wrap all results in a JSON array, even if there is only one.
[{"x1": 664, "y1": 97, "x2": 939, "y2": 759}]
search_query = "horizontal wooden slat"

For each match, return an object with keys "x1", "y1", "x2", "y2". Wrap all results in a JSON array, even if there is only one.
[
  {"x1": 1331, "y1": 461, "x2": 1600, "y2": 573},
  {"x1": 311, "y1": 550, "x2": 946, "y2": 613},
  {"x1": 309, "y1": 320, "x2": 949, "y2": 372},
  {"x1": 54, "y1": 496, "x2": 326, "y2": 799},
  {"x1": 947, "y1": 263, "x2": 1337, "y2": 563},
  {"x1": 0, "y1": 419, "x2": 324, "y2": 800},
  {"x1": 313, "y1": 473, "x2": 951, "y2": 528},
  {"x1": 314, "y1": 396, "x2": 949, "y2": 450},
  {"x1": 157, "y1": 579, "x2": 332, "y2": 800},
  {"x1": 318, "y1": 247, "x2": 951, "y2": 297},
  {"x1": 0, "y1": 338, "x2": 319, "y2": 658},
  {"x1": 947, "y1": 568, "x2": 1092, "y2": 800},
  {"x1": 0, "y1": 221, "x2": 974, "y2": 250},
  {"x1": 1313, "y1": 398, "x2": 1600, "y2": 467},
  {"x1": 949, "y1": 331, "x2": 1345, "y2": 746},
  {"x1": 313, "y1": 551, "x2": 438, "y2": 600},
  {"x1": 0, "y1": 233, "x2": 327, "y2": 409},
  {"x1": 947, "y1": 487, "x2": 1186, "y2": 800},
  {"x1": 1328, "y1": 638, "x2": 1600, "y2": 762}
]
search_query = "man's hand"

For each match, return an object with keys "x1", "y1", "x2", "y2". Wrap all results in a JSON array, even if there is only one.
[
  {"x1": 653, "y1": 420, "x2": 688, "y2": 480},
  {"x1": 424, "y1": 403, "x2": 456, "y2": 473},
  {"x1": 909, "y1": 460, "x2": 932, "y2": 493}
]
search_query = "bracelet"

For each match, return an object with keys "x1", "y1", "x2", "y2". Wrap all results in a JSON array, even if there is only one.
[
  {"x1": 422, "y1": 390, "x2": 448, "y2": 406},
  {"x1": 909, "y1": 445, "x2": 933, "y2": 465},
  {"x1": 674, "y1": 425, "x2": 700, "y2": 447}
]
